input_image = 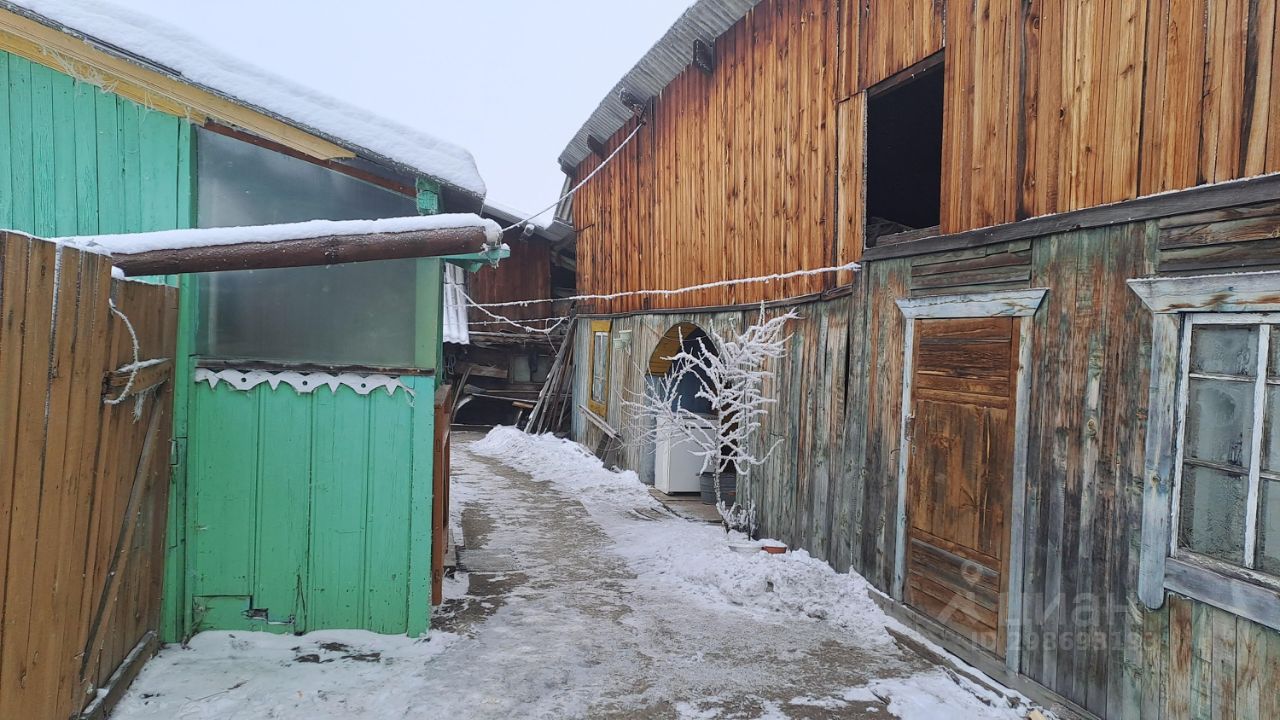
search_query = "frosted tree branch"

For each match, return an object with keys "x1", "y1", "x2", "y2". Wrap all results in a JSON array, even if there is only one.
[{"x1": 621, "y1": 307, "x2": 800, "y2": 533}]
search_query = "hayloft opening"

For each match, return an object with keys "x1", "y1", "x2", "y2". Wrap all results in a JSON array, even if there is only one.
[{"x1": 865, "y1": 54, "x2": 944, "y2": 245}]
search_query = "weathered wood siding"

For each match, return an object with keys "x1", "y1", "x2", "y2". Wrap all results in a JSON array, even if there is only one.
[
  {"x1": 0, "y1": 233, "x2": 178, "y2": 719},
  {"x1": 467, "y1": 236, "x2": 552, "y2": 323},
  {"x1": 574, "y1": 0, "x2": 1280, "y2": 308},
  {"x1": 576, "y1": 199, "x2": 1280, "y2": 716},
  {"x1": 0, "y1": 50, "x2": 194, "y2": 237},
  {"x1": 574, "y1": 0, "x2": 842, "y2": 314}
]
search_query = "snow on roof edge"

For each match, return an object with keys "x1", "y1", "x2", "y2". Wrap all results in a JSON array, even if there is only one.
[
  {"x1": 55, "y1": 214, "x2": 502, "y2": 255},
  {"x1": 557, "y1": 0, "x2": 761, "y2": 172},
  {"x1": 4, "y1": 0, "x2": 488, "y2": 200}
]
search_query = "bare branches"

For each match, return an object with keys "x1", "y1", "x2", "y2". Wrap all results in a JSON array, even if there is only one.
[{"x1": 620, "y1": 307, "x2": 800, "y2": 533}]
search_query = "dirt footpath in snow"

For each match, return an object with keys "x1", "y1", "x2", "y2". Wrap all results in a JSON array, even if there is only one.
[{"x1": 113, "y1": 430, "x2": 1032, "y2": 720}]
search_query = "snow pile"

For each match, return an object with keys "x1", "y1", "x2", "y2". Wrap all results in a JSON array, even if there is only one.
[
  {"x1": 55, "y1": 214, "x2": 502, "y2": 255},
  {"x1": 471, "y1": 426, "x2": 891, "y2": 646},
  {"x1": 12, "y1": 0, "x2": 485, "y2": 197},
  {"x1": 787, "y1": 672, "x2": 1023, "y2": 720},
  {"x1": 112, "y1": 630, "x2": 458, "y2": 719},
  {"x1": 472, "y1": 426, "x2": 658, "y2": 509}
]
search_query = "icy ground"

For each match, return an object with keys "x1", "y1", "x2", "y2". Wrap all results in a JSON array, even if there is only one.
[{"x1": 113, "y1": 429, "x2": 1035, "y2": 720}]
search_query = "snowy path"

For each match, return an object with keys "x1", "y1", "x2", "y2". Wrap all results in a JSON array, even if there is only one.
[{"x1": 113, "y1": 430, "x2": 1032, "y2": 720}]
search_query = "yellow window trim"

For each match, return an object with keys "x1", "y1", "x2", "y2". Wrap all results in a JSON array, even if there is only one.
[
  {"x1": 0, "y1": 8, "x2": 354, "y2": 163},
  {"x1": 587, "y1": 319, "x2": 612, "y2": 416}
]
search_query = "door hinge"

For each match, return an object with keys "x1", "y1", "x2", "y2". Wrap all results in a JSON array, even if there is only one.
[{"x1": 905, "y1": 415, "x2": 916, "y2": 442}]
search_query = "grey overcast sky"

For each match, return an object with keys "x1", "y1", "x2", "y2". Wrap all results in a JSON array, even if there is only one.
[{"x1": 103, "y1": 0, "x2": 694, "y2": 221}]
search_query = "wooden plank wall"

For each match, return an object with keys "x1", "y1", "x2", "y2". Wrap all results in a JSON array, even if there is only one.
[
  {"x1": 466, "y1": 237, "x2": 551, "y2": 323},
  {"x1": 0, "y1": 233, "x2": 178, "y2": 719},
  {"x1": 574, "y1": 0, "x2": 1280, "y2": 304},
  {"x1": 573, "y1": 0, "x2": 841, "y2": 314},
  {"x1": 186, "y1": 374, "x2": 434, "y2": 637},
  {"x1": 0, "y1": 50, "x2": 193, "y2": 238}
]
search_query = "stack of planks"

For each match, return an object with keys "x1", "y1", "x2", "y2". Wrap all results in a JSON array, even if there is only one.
[{"x1": 525, "y1": 320, "x2": 577, "y2": 435}]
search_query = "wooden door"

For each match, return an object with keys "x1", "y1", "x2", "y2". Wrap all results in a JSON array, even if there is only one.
[{"x1": 904, "y1": 316, "x2": 1018, "y2": 656}]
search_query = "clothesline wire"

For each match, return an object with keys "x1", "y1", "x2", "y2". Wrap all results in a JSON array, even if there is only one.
[
  {"x1": 459, "y1": 260, "x2": 862, "y2": 335},
  {"x1": 468, "y1": 259, "x2": 862, "y2": 310},
  {"x1": 499, "y1": 122, "x2": 646, "y2": 233}
]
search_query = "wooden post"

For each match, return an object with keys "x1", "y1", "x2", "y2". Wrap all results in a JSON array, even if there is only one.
[{"x1": 111, "y1": 226, "x2": 493, "y2": 276}]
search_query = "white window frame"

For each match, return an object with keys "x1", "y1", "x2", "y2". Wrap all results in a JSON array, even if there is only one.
[
  {"x1": 1130, "y1": 270, "x2": 1280, "y2": 631},
  {"x1": 1169, "y1": 313, "x2": 1278, "y2": 570}
]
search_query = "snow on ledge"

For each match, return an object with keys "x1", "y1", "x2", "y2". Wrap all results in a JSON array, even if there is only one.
[
  {"x1": 54, "y1": 214, "x2": 503, "y2": 256},
  {"x1": 7, "y1": 0, "x2": 487, "y2": 198}
]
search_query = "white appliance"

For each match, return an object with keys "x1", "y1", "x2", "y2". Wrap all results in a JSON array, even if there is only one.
[{"x1": 655, "y1": 415, "x2": 714, "y2": 494}]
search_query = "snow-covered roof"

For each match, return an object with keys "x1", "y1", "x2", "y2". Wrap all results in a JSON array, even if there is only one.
[
  {"x1": 4, "y1": 0, "x2": 487, "y2": 202},
  {"x1": 57, "y1": 214, "x2": 502, "y2": 256},
  {"x1": 558, "y1": 0, "x2": 761, "y2": 171}
]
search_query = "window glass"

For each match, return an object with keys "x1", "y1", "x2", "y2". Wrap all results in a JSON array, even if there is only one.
[
  {"x1": 1266, "y1": 385, "x2": 1280, "y2": 473},
  {"x1": 1260, "y1": 478, "x2": 1280, "y2": 574},
  {"x1": 591, "y1": 331, "x2": 609, "y2": 405},
  {"x1": 1270, "y1": 334, "x2": 1280, "y2": 378},
  {"x1": 1184, "y1": 377, "x2": 1254, "y2": 467},
  {"x1": 194, "y1": 128, "x2": 423, "y2": 367},
  {"x1": 1189, "y1": 325, "x2": 1257, "y2": 376},
  {"x1": 1178, "y1": 464, "x2": 1248, "y2": 564}
]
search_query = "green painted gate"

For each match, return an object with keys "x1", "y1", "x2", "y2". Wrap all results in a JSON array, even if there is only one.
[{"x1": 186, "y1": 375, "x2": 436, "y2": 635}]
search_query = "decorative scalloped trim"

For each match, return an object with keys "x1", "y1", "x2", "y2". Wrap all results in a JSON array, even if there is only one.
[{"x1": 194, "y1": 368, "x2": 414, "y2": 397}]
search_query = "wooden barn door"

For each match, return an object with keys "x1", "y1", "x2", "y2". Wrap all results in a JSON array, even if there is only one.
[{"x1": 903, "y1": 316, "x2": 1018, "y2": 657}]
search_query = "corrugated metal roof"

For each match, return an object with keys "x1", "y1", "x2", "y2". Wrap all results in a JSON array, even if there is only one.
[
  {"x1": 443, "y1": 263, "x2": 471, "y2": 345},
  {"x1": 557, "y1": 0, "x2": 761, "y2": 171}
]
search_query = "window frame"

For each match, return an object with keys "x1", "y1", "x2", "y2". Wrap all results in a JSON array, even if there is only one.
[
  {"x1": 1169, "y1": 313, "x2": 1278, "y2": 571},
  {"x1": 1130, "y1": 270, "x2": 1280, "y2": 631},
  {"x1": 587, "y1": 319, "x2": 612, "y2": 416}
]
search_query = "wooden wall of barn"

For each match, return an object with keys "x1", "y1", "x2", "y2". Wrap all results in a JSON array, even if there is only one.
[
  {"x1": 467, "y1": 236, "x2": 552, "y2": 324},
  {"x1": 573, "y1": 0, "x2": 844, "y2": 314},
  {"x1": 573, "y1": 0, "x2": 1280, "y2": 314},
  {"x1": 574, "y1": 193, "x2": 1280, "y2": 716}
]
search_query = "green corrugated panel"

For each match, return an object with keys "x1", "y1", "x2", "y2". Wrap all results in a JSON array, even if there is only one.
[
  {"x1": 189, "y1": 383, "x2": 258, "y2": 600},
  {"x1": 365, "y1": 389, "x2": 414, "y2": 633},
  {"x1": 406, "y1": 374, "x2": 436, "y2": 637},
  {"x1": 252, "y1": 389, "x2": 312, "y2": 633},
  {"x1": 71, "y1": 82, "x2": 98, "y2": 235},
  {"x1": 309, "y1": 388, "x2": 373, "y2": 629},
  {"x1": 93, "y1": 85, "x2": 123, "y2": 235},
  {"x1": 49, "y1": 71, "x2": 76, "y2": 236},
  {"x1": 0, "y1": 53, "x2": 11, "y2": 228},
  {"x1": 9, "y1": 56, "x2": 33, "y2": 231},
  {"x1": 29, "y1": 63, "x2": 53, "y2": 236},
  {"x1": 119, "y1": 102, "x2": 142, "y2": 233}
]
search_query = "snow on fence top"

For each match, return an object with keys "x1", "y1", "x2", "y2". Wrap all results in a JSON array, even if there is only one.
[
  {"x1": 56, "y1": 214, "x2": 503, "y2": 255},
  {"x1": 7, "y1": 0, "x2": 487, "y2": 199}
]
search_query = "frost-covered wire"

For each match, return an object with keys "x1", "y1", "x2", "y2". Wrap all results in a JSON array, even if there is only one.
[
  {"x1": 104, "y1": 299, "x2": 141, "y2": 406},
  {"x1": 460, "y1": 288, "x2": 570, "y2": 335},
  {"x1": 470, "y1": 260, "x2": 861, "y2": 309},
  {"x1": 500, "y1": 122, "x2": 646, "y2": 233}
]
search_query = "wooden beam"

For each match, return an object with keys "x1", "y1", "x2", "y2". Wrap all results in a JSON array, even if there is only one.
[
  {"x1": 865, "y1": 173, "x2": 1280, "y2": 262},
  {"x1": 112, "y1": 227, "x2": 493, "y2": 276},
  {"x1": 201, "y1": 122, "x2": 415, "y2": 197},
  {"x1": 103, "y1": 359, "x2": 172, "y2": 400}
]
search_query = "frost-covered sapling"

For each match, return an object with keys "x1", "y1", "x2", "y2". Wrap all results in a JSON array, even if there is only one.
[{"x1": 623, "y1": 308, "x2": 798, "y2": 534}]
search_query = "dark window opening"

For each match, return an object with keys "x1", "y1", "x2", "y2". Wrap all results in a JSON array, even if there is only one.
[{"x1": 865, "y1": 55, "x2": 944, "y2": 245}]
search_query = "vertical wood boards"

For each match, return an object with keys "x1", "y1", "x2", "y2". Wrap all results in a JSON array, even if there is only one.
[
  {"x1": 858, "y1": 0, "x2": 945, "y2": 89},
  {"x1": 0, "y1": 234, "x2": 176, "y2": 720},
  {"x1": 467, "y1": 238, "x2": 553, "y2": 324},
  {"x1": 573, "y1": 0, "x2": 1280, "y2": 310},
  {"x1": 903, "y1": 316, "x2": 1019, "y2": 657},
  {"x1": 185, "y1": 379, "x2": 431, "y2": 636},
  {"x1": 572, "y1": 0, "x2": 837, "y2": 313}
]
